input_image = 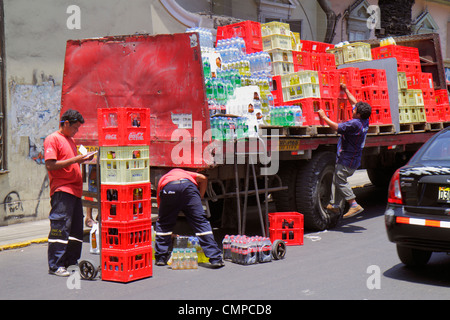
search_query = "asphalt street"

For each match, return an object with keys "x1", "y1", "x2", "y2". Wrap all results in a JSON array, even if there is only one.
[{"x1": 2, "y1": 184, "x2": 450, "y2": 303}]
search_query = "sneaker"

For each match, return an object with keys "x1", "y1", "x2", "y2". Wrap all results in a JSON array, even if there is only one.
[
  {"x1": 343, "y1": 204, "x2": 364, "y2": 219},
  {"x1": 326, "y1": 204, "x2": 340, "y2": 214},
  {"x1": 49, "y1": 267, "x2": 70, "y2": 277},
  {"x1": 155, "y1": 260, "x2": 167, "y2": 266}
]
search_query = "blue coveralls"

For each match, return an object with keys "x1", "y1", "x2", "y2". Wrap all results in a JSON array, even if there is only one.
[
  {"x1": 154, "y1": 179, "x2": 222, "y2": 264},
  {"x1": 47, "y1": 192, "x2": 84, "y2": 271}
]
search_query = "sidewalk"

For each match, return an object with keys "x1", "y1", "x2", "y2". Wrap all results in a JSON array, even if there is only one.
[{"x1": 0, "y1": 170, "x2": 371, "y2": 251}]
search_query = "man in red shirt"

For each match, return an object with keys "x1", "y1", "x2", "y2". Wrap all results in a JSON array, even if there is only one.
[
  {"x1": 155, "y1": 168, "x2": 224, "y2": 268},
  {"x1": 44, "y1": 109, "x2": 95, "y2": 276}
]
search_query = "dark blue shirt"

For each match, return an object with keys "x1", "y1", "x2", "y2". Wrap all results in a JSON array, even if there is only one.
[{"x1": 336, "y1": 118, "x2": 369, "y2": 169}]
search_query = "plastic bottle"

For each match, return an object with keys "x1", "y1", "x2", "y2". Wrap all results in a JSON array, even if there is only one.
[
  {"x1": 285, "y1": 106, "x2": 294, "y2": 127},
  {"x1": 172, "y1": 249, "x2": 180, "y2": 270},
  {"x1": 294, "y1": 105, "x2": 303, "y2": 126},
  {"x1": 89, "y1": 223, "x2": 100, "y2": 254},
  {"x1": 259, "y1": 237, "x2": 272, "y2": 263}
]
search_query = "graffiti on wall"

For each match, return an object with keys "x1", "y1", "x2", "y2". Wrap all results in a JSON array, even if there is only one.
[{"x1": 9, "y1": 80, "x2": 62, "y2": 163}]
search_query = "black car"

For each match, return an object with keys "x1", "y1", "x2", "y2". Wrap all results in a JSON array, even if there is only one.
[{"x1": 385, "y1": 126, "x2": 450, "y2": 267}]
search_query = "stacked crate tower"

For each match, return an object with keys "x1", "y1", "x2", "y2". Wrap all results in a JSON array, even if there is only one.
[
  {"x1": 372, "y1": 44, "x2": 450, "y2": 125},
  {"x1": 97, "y1": 107, "x2": 153, "y2": 283}
]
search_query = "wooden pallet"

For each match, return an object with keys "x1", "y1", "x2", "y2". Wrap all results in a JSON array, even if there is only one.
[
  {"x1": 399, "y1": 122, "x2": 427, "y2": 133},
  {"x1": 367, "y1": 124, "x2": 395, "y2": 135}
]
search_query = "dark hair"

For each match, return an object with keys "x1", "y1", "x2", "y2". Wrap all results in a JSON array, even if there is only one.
[
  {"x1": 60, "y1": 109, "x2": 84, "y2": 126},
  {"x1": 355, "y1": 102, "x2": 372, "y2": 120}
]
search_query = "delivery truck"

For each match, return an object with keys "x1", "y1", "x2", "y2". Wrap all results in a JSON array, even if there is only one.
[{"x1": 61, "y1": 26, "x2": 450, "y2": 233}]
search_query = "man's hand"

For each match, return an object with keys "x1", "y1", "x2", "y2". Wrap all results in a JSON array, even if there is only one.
[{"x1": 318, "y1": 109, "x2": 327, "y2": 119}]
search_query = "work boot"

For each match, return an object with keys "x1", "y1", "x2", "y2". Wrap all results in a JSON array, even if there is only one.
[
  {"x1": 343, "y1": 204, "x2": 364, "y2": 219},
  {"x1": 326, "y1": 204, "x2": 340, "y2": 215}
]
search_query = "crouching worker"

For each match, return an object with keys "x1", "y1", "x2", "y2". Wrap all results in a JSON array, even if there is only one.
[
  {"x1": 154, "y1": 168, "x2": 224, "y2": 268},
  {"x1": 318, "y1": 83, "x2": 372, "y2": 219}
]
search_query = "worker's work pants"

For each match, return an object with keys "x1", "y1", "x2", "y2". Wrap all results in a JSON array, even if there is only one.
[
  {"x1": 330, "y1": 163, "x2": 357, "y2": 206},
  {"x1": 47, "y1": 192, "x2": 84, "y2": 272},
  {"x1": 155, "y1": 180, "x2": 222, "y2": 263}
]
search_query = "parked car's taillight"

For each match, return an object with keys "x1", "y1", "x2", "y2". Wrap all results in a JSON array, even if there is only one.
[{"x1": 388, "y1": 169, "x2": 403, "y2": 204}]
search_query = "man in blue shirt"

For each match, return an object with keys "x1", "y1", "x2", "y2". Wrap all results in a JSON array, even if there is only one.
[{"x1": 318, "y1": 83, "x2": 372, "y2": 219}]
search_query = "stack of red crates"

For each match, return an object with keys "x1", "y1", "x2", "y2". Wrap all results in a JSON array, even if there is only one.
[
  {"x1": 372, "y1": 44, "x2": 449, "y2": 124},
  {"x1": 98, "y1": 107, "x2": 153, "y2": 283},
  {"x1": 435, "y1": 89, "x2": 450, "y2": 121}
]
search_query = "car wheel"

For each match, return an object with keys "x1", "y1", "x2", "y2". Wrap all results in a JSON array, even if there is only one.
[{"x1": 396, "y1": 244, "x2": 432, "y2": 268}]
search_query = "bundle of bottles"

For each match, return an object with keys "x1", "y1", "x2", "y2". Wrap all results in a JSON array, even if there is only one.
[
  {"x1": 168, "y1": 235, "x2": 209, "y2": 270},
  {"x1": 222, "y1": 235, "x2": 273, "y2": 265}
]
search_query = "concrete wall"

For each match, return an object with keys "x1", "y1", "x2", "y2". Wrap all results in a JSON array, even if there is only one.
[{"x1": 0, "y1": 0, "x2": 186, "y2": 225}]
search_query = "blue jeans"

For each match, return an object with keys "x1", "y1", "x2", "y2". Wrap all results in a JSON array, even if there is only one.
[
  {"x1": 48, "y1": 192, "x2": 84, "y2": 271},
  {"x1": 154, "y1": 180, "x2": 222, "y2": 263}
]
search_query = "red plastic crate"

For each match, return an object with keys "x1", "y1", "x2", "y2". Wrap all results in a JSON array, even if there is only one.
[
  {"x1": 292, "y1": 51, "x2": 312, "y2": 71},
  {"x1": 101, "y1": 183, "x2": 151, "y2": 203},
  {"x1": 435, "y1": 89, "x2": 449, "y2": 105},
  {"x1": 101, "y1": 246, "x2": 153, "y2": 283},
  {"x1": 425, "y1": 105, "x2": 441, "y2": 123},
  {"x1": 101, "y1": 219, "x2": 152, "y2": 250},
  {"x1": 101, "y1": 183, "x2": 151, "y2": 222},
  {"x1": 397, "y1": 61, "x2": 421, "y2": 73},
  {"x1": 362, "y1": 88, "x2": 389, "y2": 108},
  {"x1": 372, "y1": 45, "x2": 420, "y2": 63},
  {"x1": 320, "y1": 53, "x2": 337, "y2": 71},
  {"x1": 285, "y1": 98, "x2": 322, "y2": 126},
  {"x1": 337, "y1": 68, "x2": 361, "y2": 89},
  {"x1": 337, "y1": 98, "x2": 352, "y2": 122},
  {"x1": 216, "y1": 20, "x2": 262, "y2": 53},
  {"x1": 405, "y1": 72, "x2": 421, "y2": 89},
  {"x1": 360, "y1": 69, "x2": 387, "y2": 88},
  {"x1": 370, "y1": 106, "x2": 392, "y2": 125},
  {"x1": 98, "y1": 107, "x2": 150, "y2": 146},
  {"x1": 301, "y1": 40, "x2": 334, "y2": 53},
  {"x1": 271, "y1": 76, "x2": 284, "y2": 105},
  {"x1": 319, "y1": 71, "x2": 339, "y2": 99},
  {"x1": 268, "y1": 212, "x2": 303, "y2": 246},
  {"x1": 420, "y1": 73, "x2": 434, "y2": 91}
]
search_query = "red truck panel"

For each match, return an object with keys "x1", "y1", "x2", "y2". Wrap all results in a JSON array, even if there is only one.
[{"x1": 61, "y1": 33, "x2": 211, "y2": 168}]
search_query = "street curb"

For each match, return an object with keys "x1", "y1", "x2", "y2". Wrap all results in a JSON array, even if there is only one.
[
  {"x1": 0, "y1": 229, "x2": 91, "y2": 252},
  {"x1": 0, "y1": 238, "x2": 48, "y2": 252}
]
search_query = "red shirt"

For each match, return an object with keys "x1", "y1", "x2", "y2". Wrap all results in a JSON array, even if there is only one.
[
  {"x1": 156, "y1": 169, "x2": 198, "y2": 206},
  {"x1": 44, "y1": 131, "x2": 83, "y2": 198}
]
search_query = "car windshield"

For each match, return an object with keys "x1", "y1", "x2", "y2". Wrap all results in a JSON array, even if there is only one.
[{"x1": 410, "y1": 130, "x2": 450, "y2": 166}]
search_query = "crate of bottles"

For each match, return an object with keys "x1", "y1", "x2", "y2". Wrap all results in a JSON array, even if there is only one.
[
  {"x1": 282, "y1": 83, "x2": 320, "y2": 101},
  {"x1": 292, "y1": 51, "x2": 312, "y2": 71},
  {"x1": 98, "y1": 107, "x2": 150, "y2": 146},
  {"x1": 397, "y1": 72, "x2": 408, "y2": 90},
  {"x1": 319, "y1": 71, "x2": 339, "y2": 99},
  {"x1": 327, "y1": 47, "x2": 344, "y2": 66},
  {"x1": 372, "y1": 45, "x2": 419, "y2": 64},
  {"x1": 342, "y1": 42, "x2": 372, "y2": 64},
  {"x1": 360, "y1": 69, "x2": 387, "y2": 88},
  {"x1": 101, "y1": 219, "x2": 152, "y2": 250},
  {"x1": 100, "y1": 146, "x2": 150, "y2": 185},
  {"x1": 100, "y1": 183, "x2": 151, "y2": 222},
  {"x1": 268, "y1": 49, "x2": 293, "y2": 63},
  {"x1": 272, "y1": 61, "x2": 295, "y2": 76},
  {"x1": 280, "y1": 70, "x2": 319, "y2": 87},
  {"x1": 261, "y1": 21, "x2": 291, "y2": 37},
  {"x1": 370, "y1": 106, "x2": 392, "y2": 125},
  {"x1": 337, "y1": 67, "x2": 361, "y2": 88},
  {"x1": 268, "y1": 212, "x2": 303, "y2": 246},
  {"x1": 262, "y1": 34, "x2": 292, "y2": 51},
  {"x1": 216, "y1": 20, "x2": 263, "y2": 54},
  {"x1": 101, "y1": 246, "x2": 152, "y2": 283}
]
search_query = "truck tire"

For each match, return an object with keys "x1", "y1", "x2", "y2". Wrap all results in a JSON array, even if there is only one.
[
  {"x1": 367, "y1": 167, "x2": 396, "y2": 189},
  {"x1": 272, "y1": 161, "x2": 299, "y2": 212},
  {"x1": 295, "y1": 151, "x2": 340, "y2": 231}
]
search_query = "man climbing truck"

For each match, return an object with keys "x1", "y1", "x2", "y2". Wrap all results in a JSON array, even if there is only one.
[{"x1": 61, "y1": 30, "x2": 450, "y2": 232}]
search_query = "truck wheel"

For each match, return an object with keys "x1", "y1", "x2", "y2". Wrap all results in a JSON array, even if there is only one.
[
  {"x1": 396, "y1": 244, "x2": 432, "y2": 268},
  {"x1": 367, "y1": 167, "x2": 396, "y2": 189},
  {"x1": 272, "y1": 161, "x2": 299, "y2": 212},
  {"x1": 295, "y1": 152, "x2": 340, "y2": 231}
]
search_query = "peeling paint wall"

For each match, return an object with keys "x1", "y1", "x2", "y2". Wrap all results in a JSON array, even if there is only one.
[{"x1": 0, "y1": 0, "x2": 186, "y2": 225}]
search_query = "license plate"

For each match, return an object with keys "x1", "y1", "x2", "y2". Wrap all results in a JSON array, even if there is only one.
[{"x1": 438, "y1": 186, "x2": 450, "y2": 203}]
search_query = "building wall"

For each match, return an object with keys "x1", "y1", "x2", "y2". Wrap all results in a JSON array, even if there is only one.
[{"x1": 0, "y1": 0, "x2": 186, "y2": 225}]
